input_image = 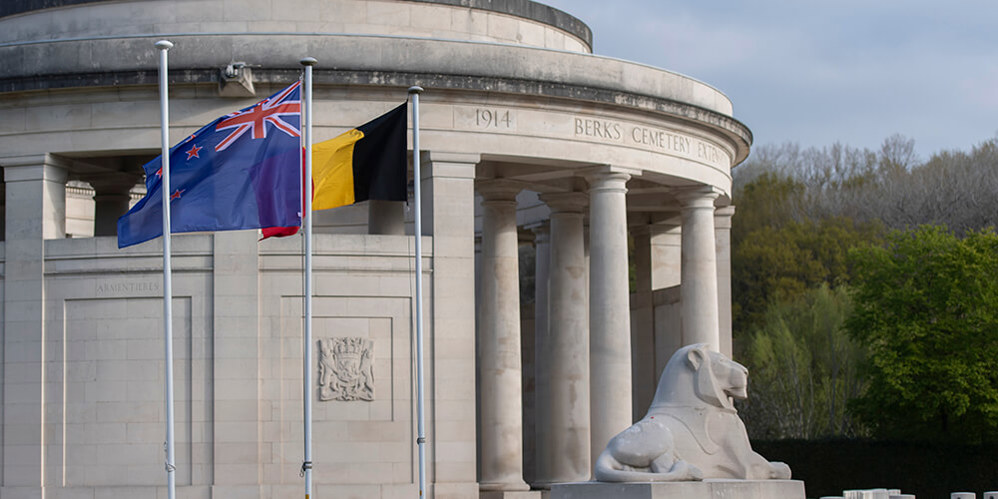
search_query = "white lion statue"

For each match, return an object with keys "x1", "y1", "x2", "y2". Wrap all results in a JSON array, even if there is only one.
[{"x1": 594, "y1": 343, "x2": 792, "y2": 482}]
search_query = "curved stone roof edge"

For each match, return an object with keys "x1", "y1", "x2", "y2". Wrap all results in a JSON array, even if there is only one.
[
  {"x1": 0, "y1": 67, "x2": 753, "y2": 164},
  {"x1": 0, "y1": 0, "x2": 593, "y2": 49},
  {"x1": 0, "y1": 33, "x2": 734, "y2": 114},
  {"x1": 401, "y1": 0, "x2": 592, "y2": 48}
]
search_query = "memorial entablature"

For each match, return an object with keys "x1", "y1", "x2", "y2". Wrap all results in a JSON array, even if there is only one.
[{"x1": 0, "y1": 1, "x2": 751, "y2": 497}]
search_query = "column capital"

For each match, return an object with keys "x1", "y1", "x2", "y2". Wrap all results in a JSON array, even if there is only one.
[
  {"x1": 714, "y1": 205, "x2": 736, "y2": 229},
  {"x1": 584, "y1": 166, "x2": 634, "y2": 193},
  {"x1": 419, "y1": 150, "x2": 482, "y2": 164},
  {"x1": 584, "y1": 164, "x2": 642, "y2": 179},
  {"x1": 674, "y1": 185, "x2": 722, "y2": 208},
  {"x1": 1, "y1": 154, "x2": 70, "y2": 183},
  {"x1": 526, "y1": 220, "x2": 550, "y2": 244},
  {"x1": 419, "y1": 151, "x2": 480, "y2": 180},
  {"x1": 0, "y1": 153, "x2": 72, "y2": 169},
  {"x1": 539, "y1": 191, "x2": 588, "y2": 214},
  {"x1": 81, "y1": 171, "x2": 142, "y2": 192},
  {"x1": 476, "y1": 179, "x2": 524, "y2": 203}
]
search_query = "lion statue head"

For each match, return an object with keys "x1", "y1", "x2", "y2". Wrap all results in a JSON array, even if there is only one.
[{"x1": 650, "y1": 343, "x2": 749, "y2": 412}]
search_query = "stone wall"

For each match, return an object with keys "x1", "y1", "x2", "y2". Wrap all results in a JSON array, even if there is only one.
[{"x1": 0, "y1": 232, "x2": 442, "y2": 498}]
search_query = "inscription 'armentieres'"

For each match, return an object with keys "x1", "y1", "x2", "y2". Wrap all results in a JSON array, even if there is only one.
[
  {"x1": 574, "y1": 117, "x2": 724, "y2": 166},
  {"x1": 96, "y1": 281, "x2": 160, "y2": 296}
]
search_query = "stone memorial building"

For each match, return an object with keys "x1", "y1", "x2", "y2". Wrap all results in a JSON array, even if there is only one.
[{"x1": 0, "y1": 0, "x2": 752, "y2": 497}]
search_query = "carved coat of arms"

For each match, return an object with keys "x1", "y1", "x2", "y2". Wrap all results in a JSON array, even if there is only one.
[{"x1": 317, "y1": 337, "x2": 375, "y2": 401}]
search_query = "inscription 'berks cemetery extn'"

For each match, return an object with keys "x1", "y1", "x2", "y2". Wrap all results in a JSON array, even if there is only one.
[{"x1": 574, "y1": 117, "x2": 723, "y2": 166}]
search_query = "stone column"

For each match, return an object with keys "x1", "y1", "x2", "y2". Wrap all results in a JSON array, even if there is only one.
[
  {"x1": 630, "y1": 225, "x2": 656, "y2": 417},
  {"x1": 475, "y1": 180, "x2": 529, "y2": 493},
  {"x1": 86, "y1": 172, "x2": 140, "y2": 236},
  {"x1": 587, "y1": 168, "x2": 633, "y2": 462},
  {"x1": 529, "y1": 222, "x2": 552, "y2": 486},
  {"x1": 368, "y1": 199, "x2": 405, "y2": 235},
  {"x1": 1, "y1": 155, "x2": 68, "y2": 491},
  {"x1": 539, "y1": 192, "x2": 591, "y2": 483},
  {"x1": 677, "y1": 187, "x2": 722, "y2": 351},
  {"x1": 420, "y1": 152, "x2": 480, "y2": 498},
  {"x1": 649, "y1": 223, "x2": 683, "y2": 377},
  {"x1": 714, "y1": 205, "x2": 735, "y2": 358},
  {"x1": 650, "y1": 224, "x2": 682, "y2": 290},
  {"x1": 517, "y1": 229, "x2": 536, "y2": 485}
]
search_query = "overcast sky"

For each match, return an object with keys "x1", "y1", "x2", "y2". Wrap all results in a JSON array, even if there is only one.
[{"x1": 539, "y1": 0, "x2": 998, "y2": 160}]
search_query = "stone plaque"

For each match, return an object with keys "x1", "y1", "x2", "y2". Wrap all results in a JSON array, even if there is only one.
[{"x1": 317, "y1": 337, "x2": 375, "y2": 401}]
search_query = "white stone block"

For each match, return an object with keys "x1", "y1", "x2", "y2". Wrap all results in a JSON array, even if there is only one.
[
  {"x1": 366, "y1": 0, "x2": 410, "y2": 27},
  {"x1": 863, "y1": 489, "x2": 890, "y2": 499},
  {"x1": 45, "y1": 487, "x2": 96, "y2": 499},
  {"x1": 952, "y1": 494, "x2": 976, "y2": 499},
  {"x1": 410, "y1": 4, "x2": 452, "y2": 32}
]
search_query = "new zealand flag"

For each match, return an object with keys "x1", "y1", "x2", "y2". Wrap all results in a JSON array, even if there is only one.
[{"x1": 117, "y1": 81, "x2": 303, "y2": 248}]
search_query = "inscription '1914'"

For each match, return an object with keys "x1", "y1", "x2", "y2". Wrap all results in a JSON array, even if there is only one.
[{"x1": 476, "y1": 108, "x2": 512, "y2": 128}]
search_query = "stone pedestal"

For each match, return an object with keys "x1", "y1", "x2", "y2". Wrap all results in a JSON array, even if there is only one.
[{"x1": 551, "y1": 480, "x2": 806, "y2": 499}]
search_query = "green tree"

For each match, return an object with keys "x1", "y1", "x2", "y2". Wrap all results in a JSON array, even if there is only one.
[
  {"x1": 846, "y1": 226, "x2": 998, "y2": 443},
  {"x1": 739, "y1": 284, "x2": 867, "y2": 439},
  {"x1": 732, "y1": 216, "x2": 883, "y2": 332}
]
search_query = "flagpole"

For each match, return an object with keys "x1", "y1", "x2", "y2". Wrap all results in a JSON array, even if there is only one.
[
  {"x1": 407, "y1": 85, "x2": 426, "y2": 498},
  {"x1": 300, "y1": 56, "x2": 317, "y2": 499},
  {"x1": 154, "y1": 39, "x2": 177, "y2": 499}
]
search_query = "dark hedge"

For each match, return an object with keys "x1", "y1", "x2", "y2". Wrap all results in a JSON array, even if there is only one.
[{"x1": 753, "y1": 439, "x2": 998, "y2": 498}]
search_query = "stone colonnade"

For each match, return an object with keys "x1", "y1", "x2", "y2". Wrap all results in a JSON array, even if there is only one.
[{"x1": 474, "y1": 168, "x2": 732, "y2": 492}]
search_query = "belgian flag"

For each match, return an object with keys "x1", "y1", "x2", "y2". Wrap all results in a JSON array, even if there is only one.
[
  {"x1": 312, "y1": 103, "x2": 408, "y2": 210},
  {"x1": 260, "y1": 103, "x2": 407, "y2": 239}
]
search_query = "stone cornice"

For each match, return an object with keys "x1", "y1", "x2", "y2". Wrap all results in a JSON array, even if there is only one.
[{"x1": 0, "y1": 68, "x2": 753, "y2": 164}]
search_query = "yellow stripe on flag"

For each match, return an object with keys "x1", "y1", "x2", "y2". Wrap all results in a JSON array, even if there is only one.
[{"x1": 312, "y1": 128, "x2": 364, "y2": 211}]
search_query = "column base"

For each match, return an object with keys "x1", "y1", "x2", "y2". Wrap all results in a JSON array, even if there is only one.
[
  {"x1": 480, "y1": 479, "x2": 532, "y2": 492},
  {"x1": 551, "y1": 480, "x2": 806, "y2": 499}
]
